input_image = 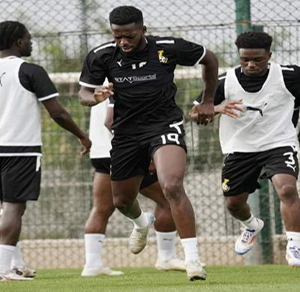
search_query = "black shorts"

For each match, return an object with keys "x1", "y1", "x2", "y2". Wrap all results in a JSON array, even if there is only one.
[
  {"x1": 110, "y1": 121, "x2": 187, "y2": 181},
  {"x1": 90, "y1": 158, "x2": 158, "y2": 190},
  {"x1": 91, "y1": 157, "x2": 111, "y2": 174},
  {"x1": 0, "y1": 156, "x2": 41, "y2": 203},
  {"x1": 221, "y1": 146, "x2": 299, "y2": 196}
]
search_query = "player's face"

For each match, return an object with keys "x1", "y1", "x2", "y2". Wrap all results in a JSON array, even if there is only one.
[
  {"x1": 111, "y1": 23, "x2": 146, "y2": 54},
  {"x1": 239, "y1": 48, "x2": 271, "y2": 77},
  {"x1": 19, "y1": 29, "x2": 33, "y2": 57}
]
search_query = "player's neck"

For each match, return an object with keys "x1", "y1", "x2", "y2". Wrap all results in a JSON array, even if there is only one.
[{"x1": 0, "y1": 49, "x2": 21, "y2": 58}]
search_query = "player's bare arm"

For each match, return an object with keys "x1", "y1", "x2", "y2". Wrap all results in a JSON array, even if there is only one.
[
  {"x1": 190, "y1": 99, "x2": 244, "y2": 121},
  {"x1": 42, "y1": 98, "x2": 92, "y2": 156},
  {"x1": 215, "y1": 99, "x2": 244, "y2": 118},
  {"x1": 195, "y1": 49, "x2": 219, "y2": 125},
  {"x1": 79, "y1": 83, "x2": 114, "y2": 106}
]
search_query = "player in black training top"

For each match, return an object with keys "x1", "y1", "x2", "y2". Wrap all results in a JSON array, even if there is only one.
[{"x1": 79, "y1": 5, "x2": 218, "y2": 281}]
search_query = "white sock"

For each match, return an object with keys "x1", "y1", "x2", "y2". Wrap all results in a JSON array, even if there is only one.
[
  {"x1": 84, "y1": 234, "x2": 105, "y2": 269},
  {"x1": 286, "y1": 231, "x2": 300, "y2": 247},
  {"x1": 11, "y1": 241, "x2": 25, "y2": 269},
  {"x1": 240, "y1": 213, "x2": 260, "y2": 230},
  {"x1": 181, "y1": 237, "x2": 199, "y2": 263},
  {"x1": 0, "y1": 244, "x2": 15, "y2": 273},
  {"x1": 130, "y1": 211, "x2": 148, "y2": 229},
  {"x1": 156, "y1": 231, "x2": 177, "y2": 262}
]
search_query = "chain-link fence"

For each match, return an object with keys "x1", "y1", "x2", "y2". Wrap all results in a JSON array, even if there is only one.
[{"x1": 1, "y1": 0, "x2": 300, "y2": 268}]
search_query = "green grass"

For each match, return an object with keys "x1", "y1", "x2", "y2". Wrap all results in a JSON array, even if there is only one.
[{"x1": 1, "y1": 265, "x2": 300, "y2": 292}]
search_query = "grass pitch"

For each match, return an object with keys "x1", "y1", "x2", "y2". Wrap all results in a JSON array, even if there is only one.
[{"x1": 1, "y1": 265, "x2": 300, "y2": 292}]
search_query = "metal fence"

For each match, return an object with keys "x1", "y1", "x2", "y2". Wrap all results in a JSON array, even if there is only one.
[{"x1": 1, "y1": 0, "x2": 300, "y2": 268}]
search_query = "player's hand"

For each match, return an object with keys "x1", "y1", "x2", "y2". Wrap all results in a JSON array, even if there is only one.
[
  {"x1": 189, "y1": 102, "x2": 214, "y2": 125},
  {"x1": 94, "y1": 83, "x2": 114, "y2": 103},
  {"x1": 78, "y1": 136, "x2": 92, "y2": 156},
  {"x1": 215, "y1": 99, "x2": 244, "y2": 118}
]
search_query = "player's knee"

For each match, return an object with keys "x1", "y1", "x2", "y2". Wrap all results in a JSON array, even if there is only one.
[
  {"x1": 97, "y1": 204, "x2": 115, "y2": 216},
  {"x1": 161, "y1": 181, "x2": 183, "y2": 201},
  {"x1": 277, "y1": 184, "x2": 298, "y2": 202},
  {"x1": 225, "y1": 199, "x2": 242, "y2": 214},
  {"x1": 91, "y1": 205, "x2": 115, "y2": 220},
  {"x1": 2, "y1": 202, "x2": 26, "y2": 217},
  {"x1": 0, "y1": 223, "x2": 12, "y2": 235},
  {"x1": 113, "y1": 197, "x2": 132, "y2": 210}
]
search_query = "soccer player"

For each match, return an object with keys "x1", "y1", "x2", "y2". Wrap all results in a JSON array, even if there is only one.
[
  {"x1": 78, "y1": 6, "x2": 218, "y2": 281},
  {"x1": 81, "y1": 100, "x2": 186, "y2": 276},
  {"x1": 0, "y1": 21, "x2": 91, "y2": 281},
  {"x1": 191, "y1": 31, "x2": 300, "y2": 266}
]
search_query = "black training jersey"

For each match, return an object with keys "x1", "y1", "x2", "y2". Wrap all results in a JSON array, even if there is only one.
[
  {"x1": 196, "y1": 64, "x2": 300, "y2": 108},
  {"x1": 0, "y1": 56, "x2": 58, "y2": 155},
  {"x1": 80, "y1": 36, "x2": 205, "y2": 134}
]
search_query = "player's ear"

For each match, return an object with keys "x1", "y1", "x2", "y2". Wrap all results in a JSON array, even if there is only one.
[
  {"x1": 15, "y1": 38, "x2": 23, "y2": 47},
  {"x1": 143, "y1": 26, "x2": 147, "y2": 33}
]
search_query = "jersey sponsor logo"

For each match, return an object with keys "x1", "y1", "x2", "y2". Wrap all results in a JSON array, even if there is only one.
[
  {"x1": 222, "y1": 178, "x2": 230, "y2": 192},
  {"x1": 0, "y1": 72, "x2": 6, "y2": 86},
  {"x1": 117, "y1": 60, "x2": 123, "y2": 67},
  {"x1": 158, "y1": 50, "x2": 168, "y2": 63},
  {"x1": 114, "y1": 74, "x2": 157, "y2": 84}
]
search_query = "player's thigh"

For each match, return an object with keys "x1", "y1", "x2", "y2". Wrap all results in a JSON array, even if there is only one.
[
  {"x1": 140, "y1": 176, "x2": 169, "y2": 207},
  {"x1": 153, "y1": 145, "x2": 186, "y2": 184},
  {"x1": 91, "y1": 158, "x2": 113, "y2": 205},
  {"x1": 150, "y1": 127, "x2": 187, "y2": 182},
  {"x1": 272, "y1": 173, "x2": 298, "y2": 200},
  {"x1": 111, "y1": 175, "x2": 144, "y2": 206}
]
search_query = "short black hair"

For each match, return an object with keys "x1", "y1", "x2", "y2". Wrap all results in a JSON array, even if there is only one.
[
  {"x1": 109, "y1": 6, "x2": 143, "y2": 26},
  {"x1": 235, "y1": 31, "x2": 273, "y2": 52},
  {"x1": 0, "y1": 21, "x2": 27, "y2": 50}
]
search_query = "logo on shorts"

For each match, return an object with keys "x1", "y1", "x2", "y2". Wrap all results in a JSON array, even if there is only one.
[{"x1": 222, "y1": 178, "x2": 230, "y2": 192}]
